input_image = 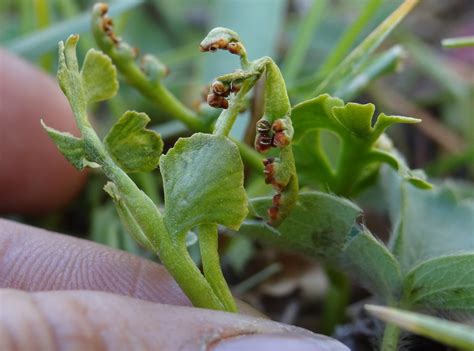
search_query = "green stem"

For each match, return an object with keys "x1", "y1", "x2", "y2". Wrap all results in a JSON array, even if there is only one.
[
  {"x1": 213, "y1": 79, "x2": 256, "y2": 137},
  {"x1": 92, "y1": 9, "x2": 263, "y2": 169},
  {"x1": 112, "y1": 59, "x2": 206, "y2": 131},
  {"x1": 112, "y1": 52, "x2": 262, "y2": 168},
  {"x1": 381, "y1": 322, "x2": 401, "y2": 351},
  {"x1": 321, "y1": 266, "x2": 350, "y2": 334},
  {"x1": 77, "y1": 108, "x2": 225, "y2": 310},
  {"x1": 198, "y1": 224, "x2": 237, "y2": 312},
  {"x1": 333, "y1": 135, "x2": 370, "y2": 196}
]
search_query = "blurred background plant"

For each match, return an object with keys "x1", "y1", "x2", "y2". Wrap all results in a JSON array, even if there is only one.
[{"x1": 1, "y1": 0, "x2": 473, "y2": 350}]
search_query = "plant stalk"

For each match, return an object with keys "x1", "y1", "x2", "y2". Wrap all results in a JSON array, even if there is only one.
[
  {"x1": 381, "y1": 322, "x2": 401, "y2": 351},
  {"x1": 198, "y1": 224, "x2": 237, "y2": 312}
]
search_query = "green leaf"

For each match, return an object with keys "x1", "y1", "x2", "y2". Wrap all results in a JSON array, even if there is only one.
[
  {"x1": 365, "y1": 305, "x2": 474, "y2": 350},
  {"x1": 240, "y1": 192, "x2": 361, "y2": 260},
  {"x1": 57, "y1": 36, "x2": 117, "y2": 113},
  {"x1": 160, "y1": 133, "x2": 247, "y2": 237},
  {"x1": 292, "y1": 94, "x2": 344, "y2": 141},
  {"x1": 57, "y1": 35, "x2": 82, "y2": 106},
  {"x1": 332, "y1": 102, "x2": 375, "y2": 138},
  {"x1": 104, "y1": 111, "x2": 163, "y2": 173},
  {"x1": 291, "y1": 93, "x2": 429, "y2": 194},
  {"x1": 81, "y1": 49, "x2": 118, "y2": 103},
  {"x1": 373, "y1": 113, "x2": 420, "y2": 137},
  {"x1": 342, "y1": 229, "x2": 402, "y2": 299},
  {"x1": 41, "y1": 119, "x2": 96, "y2": 170},
  {"x1": 390, "y1": 182, "x2": 474, "y2": 272},
  {"x1": 404, "y1": 253, "x2": 474, "y2": 311}
]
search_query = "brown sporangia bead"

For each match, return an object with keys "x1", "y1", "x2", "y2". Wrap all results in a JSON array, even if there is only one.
[
  {"x1": 263, "y1": 162, "x2": 275, "y2": 184},
  {"x1": 272, "y1": 193, "x2": 282, "y2": 206},
  {"x1": 255, "y1": 134, "x2": 273, "y2": 153},
  {"x1": 97, "y1": 3, "x2": 108, "y2": 15},
  {"x1": 199, "y1": 38, "x2": 228, "y2": 52},
  {"x1": 263, "y1": 157, "x2": 274, "y2": 166},
  {"x1": 273, "y1": 131, "x2": 290, "y2": 148},
  {"x1": 230, "y1": 80, "x2": 242, "y2": 93},
  {"x1": 211, "y1": 80, "x2": 230, "y2": 97},
  {"x1": 227, "y1": 42, "x2": 241, "y2": 55},
  {"x1": 256, "y1": 119, "x2": 271, "y2": 133},
  {"x1": 268, "y1": 206, "x2": 280, "y2": 222},
  {"x1": 207, "y1": 93, "x2": 229, "y2": 109}
]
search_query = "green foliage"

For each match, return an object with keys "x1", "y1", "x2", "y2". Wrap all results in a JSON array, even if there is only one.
[
  {"x1": 240, "y1": 192, "x2": 361, "y2": 259},
  {"x1": 44, "y1": 34, "x2": 246, "y2": 312},
  {"x1": 81, "y1": 49, "x2": 118, "y2": 103},
  {"x1": 104, "y1": 111, "x2": 163, "y2": 173},
  {"x1": 389, "y1": 178, "x2": 474, "y2": 272},
  {"x1": 291, "y1": 93, "x2": 430, "y2": 195},
  {"x1": 404, "y1": 254, "x2": 474, "y2": 311},
  {"x1": 366, "y1": 305, "x2": 474, "y2": 350},
  {"x1": 41, "y1": 120, "x2": 92, "y2": 170},
  {"x1": 34, "y1": 3, "x2": 472, "y2": 349},
  {"x1": 160, "y1": 133, "x2": 248, "y2": 237},
  {"x1": 342, "y1": 230, "x2": 402, "y2": 300}
]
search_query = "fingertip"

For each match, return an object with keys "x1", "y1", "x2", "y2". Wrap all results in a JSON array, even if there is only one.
[{"x1": 0, "y1": 49, "x2": 87, "y2": 215}]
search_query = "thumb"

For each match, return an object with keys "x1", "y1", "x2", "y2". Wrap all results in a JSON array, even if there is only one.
[{"x1": 0, "y1": 289, "x2": 348, "y2": 351}]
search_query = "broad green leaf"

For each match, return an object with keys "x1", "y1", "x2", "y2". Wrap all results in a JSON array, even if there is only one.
[
  {"x1": 81, "y1": 49, "x2": 118, "y2": 103},
  {"x1": 291, "y1": 93, "x2": 429, "y2": 194},
  {"x1": 366, "y1": 305, "x2": 474, "y2": 350},
  {"x1": 58, "y1": 36, "x2": 117, "y2": 114},
  {"x1": 404, "y1": 253, "x2": 474, "y2": 311},
  {"x1": 332, "y1": 102, "x2": 375, "y2": 138},
  {"x1": 160, "y1": 133, "x2": 247, "y2": 237},
  {"x1": 104, "y1": 111, "x2": 163, "y2": 173},
  {"x1": 41, "y1": 119, "x2": 96, "y2": 170},
  {"x1": 292, "y1": 94, "x2": 344, "y2": 140},
  {"x1": 390, "y1": 181, "x2": 474, "y2": 272},
  {"x1": 240, "y1": 192, "x2": 361, "y2": 260},
  {"x1": 342, "y1": 229, "x2": 402, "y2": 299}
]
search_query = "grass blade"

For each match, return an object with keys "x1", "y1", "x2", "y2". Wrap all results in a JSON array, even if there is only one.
[
  {"x1": 334, "y1": 45, "x2": 405, "y2": 100},
  {"x1": 442, "y1": 36, "x2": 474, "y2": 49},
  {"x1": 316, "y1": 0, "x2": 383, "y2": 79},
  {"x1": 310, "y1": 0, "x2": 419, "y2": 98},
  {"x1": 6, "y1": 1, "x2": 144, "y2": 59},
  {"x1": 366, "y1": 305, "x2": 474, "y2": 350},
  {"x1": 281, "y1": 0, "x2": 328, "y2": 83}
]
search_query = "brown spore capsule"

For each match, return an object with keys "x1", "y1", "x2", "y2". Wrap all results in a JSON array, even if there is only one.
[
  {"x1": 227, "y1": 42, "x2": 241, "y2": 55},
  {"x1": 256, "y1": 119, "x2": 271, "y2": 133},
  {"x1": 211, "y1": 80, "x2": 230, "y2": 97},
  {"x1": 273, "y1": 132, "x2": 290, "y2": 148},
  {"x1": 268, "y1": 206, "x2": 280, "y2": 222}
]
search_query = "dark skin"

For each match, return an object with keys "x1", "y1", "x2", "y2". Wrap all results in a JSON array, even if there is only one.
[{"x1": 0, "y1": 50, "x2": 348, "y2": 351}]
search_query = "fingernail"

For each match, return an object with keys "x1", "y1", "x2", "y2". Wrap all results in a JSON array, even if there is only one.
[{"x1": 212, "y1": 333, "x2": 348, "y2": 351}]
